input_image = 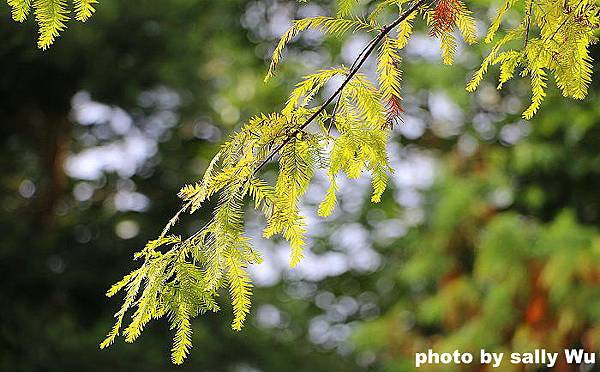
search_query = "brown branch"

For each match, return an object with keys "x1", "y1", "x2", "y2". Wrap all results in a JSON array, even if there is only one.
[{"x1": 523, "y1": 0, "x2": 534, "y2": 48}]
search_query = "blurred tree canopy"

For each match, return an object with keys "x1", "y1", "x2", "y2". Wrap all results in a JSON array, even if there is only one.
[{"x1": 1, "y1": 0, "x2": 599, "y2": 371}]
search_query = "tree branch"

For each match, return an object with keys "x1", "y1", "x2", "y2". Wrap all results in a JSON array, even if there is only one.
[
  {"x1": 166, "y1": 0, "x2": 428, "y2": 237},
  {"x1": 254, "y1": 0, "x2": 429, "y2": 174}
]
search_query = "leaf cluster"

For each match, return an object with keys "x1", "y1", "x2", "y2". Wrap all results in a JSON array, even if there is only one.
[
  {"x1": 467, "y1": 0, "x2": 599, "y2": 119},
  {"x1": 7, "y1": 0, "x2": 96, "y2": 48}
]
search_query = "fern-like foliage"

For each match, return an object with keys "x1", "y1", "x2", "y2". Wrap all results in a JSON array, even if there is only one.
[
  {"x1": 265, "y1": 16, "x2": 378, "y2": 81},
  {"x1": 98, "y1": 0, "x2": 599, "y2": 364},
  {"x1": 102, "y1": 64, "x2": 392, "y2": 363},
  {"x1": 467, "y1": 0, "x2": 599, "y2": 119},
  {"x1": 425, "y1": 0, "x2": 477, "y2": 65},
  {"x1": 378, "y1": 36, "x2": 404, "y2": 125},
  {"x1": 73, "y1": 0, "x2": 96, "y2": 21},
  {"x1": 7, "y1": 0, "x2": 97, "y2": 49},
  {"x1": 336, "y1": 0, "x2": 358, "y2": 17},
  {"x1": 7, "y1": 0, "x2": 31, "y2": 22}
]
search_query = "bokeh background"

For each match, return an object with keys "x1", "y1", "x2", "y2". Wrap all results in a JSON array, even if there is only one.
[{"x1": 1, "y1": 0, "x2": 599, "y2": 371}]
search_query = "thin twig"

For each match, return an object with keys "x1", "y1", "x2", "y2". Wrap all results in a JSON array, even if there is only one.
[
  {"x1": 254, "y1": 0, "x2": 428, "y2": 174},
  {"x1": 155, "y1": 200, "x2": 193, "y2": 242},
  {"x1": 523, "y1": 0, "x2": 534, "y2": 48}
]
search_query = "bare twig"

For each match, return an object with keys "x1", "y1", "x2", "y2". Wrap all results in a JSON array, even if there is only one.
[{"x1": 158, "y1": 200, "x2": 193, "y2": 239}]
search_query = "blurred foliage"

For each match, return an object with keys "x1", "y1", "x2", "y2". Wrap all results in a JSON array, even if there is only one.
[
  {"x1": 1, "y1": 0, "x2": 599, "y2": 371},
  {"x1": 351, "y1": 43, "x2": 600, "y2": 372}
]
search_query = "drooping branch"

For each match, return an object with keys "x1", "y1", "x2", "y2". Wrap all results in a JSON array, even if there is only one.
[
  {"x1": 158, "y1": 0, "x2": 430, "y2": 260},
  {"x1": 254, "y1": 0, "x2": 429, "y2": 174},
  {"x1": 155, "y1": 0, "x2": 452, "y2": 286}
]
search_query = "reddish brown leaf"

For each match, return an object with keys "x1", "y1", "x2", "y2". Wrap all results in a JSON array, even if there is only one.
[{"x1": 429, "y1": 0, "x2": 461, "y2": 37}]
